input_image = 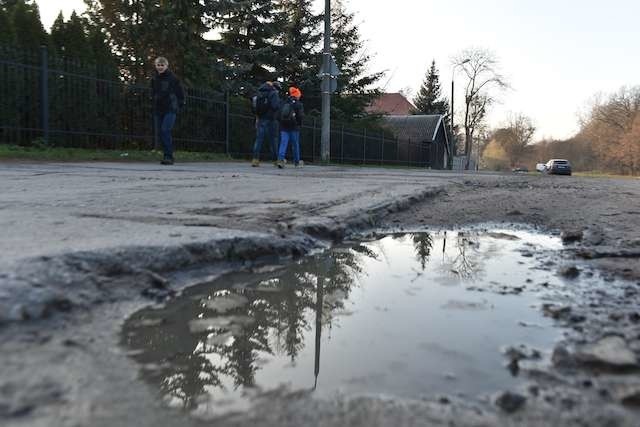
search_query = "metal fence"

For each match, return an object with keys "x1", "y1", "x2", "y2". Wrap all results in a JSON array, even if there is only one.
[{"x1": 0, "y1": 45, "x2": 442, "y2": 168}]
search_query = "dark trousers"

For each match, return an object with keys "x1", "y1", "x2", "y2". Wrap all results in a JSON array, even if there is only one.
[
  {"x1": 253, "y1": 118, "x2": 278, "y2": 161},
  {"x1": 155, "y1": 112, "x2": 177, "y2": 159}
]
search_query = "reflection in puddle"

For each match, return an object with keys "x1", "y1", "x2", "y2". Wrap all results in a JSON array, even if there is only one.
[{"x1": 122, "y1": 229, "x2": 565, "y2": 418}]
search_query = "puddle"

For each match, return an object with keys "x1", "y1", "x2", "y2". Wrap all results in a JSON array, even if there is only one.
[{"x1": 122, "y1": 228, "x2": 568, "y2": 418}]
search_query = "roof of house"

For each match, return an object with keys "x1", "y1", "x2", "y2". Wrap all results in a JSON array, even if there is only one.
[
  {"x1": 382, "y1": 115, "x2": 446, "y2": 143},
  {"x1": 366, "y1": 93, "x2": 416, "y2": 116}
]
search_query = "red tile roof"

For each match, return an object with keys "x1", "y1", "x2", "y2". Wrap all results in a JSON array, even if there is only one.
[{"x1": 366, "y1": 93, "x2": 416, "y2": 116}]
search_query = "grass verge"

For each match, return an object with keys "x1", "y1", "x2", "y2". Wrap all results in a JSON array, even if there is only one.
[{"x1": 0, "y1": 144, "x2": 231, "y2": 163}]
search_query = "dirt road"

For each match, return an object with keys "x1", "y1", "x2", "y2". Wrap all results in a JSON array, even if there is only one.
[{"x1": 1, "y1": 162, "x2": 639, "y2": 426}]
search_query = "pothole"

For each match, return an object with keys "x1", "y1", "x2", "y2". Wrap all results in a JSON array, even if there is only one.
[{"x1": 122, "y1": 227, "x2": 572, "y2": 419}]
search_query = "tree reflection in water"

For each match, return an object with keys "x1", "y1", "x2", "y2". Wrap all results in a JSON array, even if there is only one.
[
  {"x1": 123, "y1": 243, "x2": 376, "y2": 411},
  {"x1": 122, "y1": 230, "x2": 543, "y2": 415},
  {"x1": 448, "y1": 231, "x2": 481, "y2": 280},
  {"x1": 412, "y1": 233, "x2": 434, "y2": 270}
]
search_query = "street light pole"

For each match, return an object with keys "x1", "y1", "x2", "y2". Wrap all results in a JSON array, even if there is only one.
[
  {"x1": 450, "y1": 78, "x2": 455, "y2": 138},
  {"x1": 320, "y1": 0, "x2": 331, "y2": 163}
]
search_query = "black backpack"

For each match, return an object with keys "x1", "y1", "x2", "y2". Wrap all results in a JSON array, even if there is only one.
[
  {"x1": 252, "y1": 91, "x2": 271, "y2": 116},
  {"x1": 279, "y1": 100, "x2": 297, "y2": 125}
]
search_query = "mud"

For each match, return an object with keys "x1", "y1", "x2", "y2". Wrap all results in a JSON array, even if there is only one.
[{"x1": 1, "y1": 162, "x2": 639, "y2": 426}]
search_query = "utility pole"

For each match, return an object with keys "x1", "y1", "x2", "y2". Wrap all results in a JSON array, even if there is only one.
[
  {"x1": 450, "y1": 59, "x2": 470, "y2": 163},
  {"x1": 320, "y1": 0, "x2": 331, "y2": 163}
]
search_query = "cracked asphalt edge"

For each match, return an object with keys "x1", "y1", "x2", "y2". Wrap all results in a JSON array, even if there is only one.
[{"x1": 0, "y1": 186, "x2": 446, "y2": 325}]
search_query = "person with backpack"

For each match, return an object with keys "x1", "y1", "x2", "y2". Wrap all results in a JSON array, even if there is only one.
[
  {"x1": 251, "y1": 81, "x2": 282, "y2": 167},
  {"x1": 276, "y1": 87, "x2": 304, "y2": 168},
  {"x1": 150, "y1": 57, "x2": 185, "y2": 165}
]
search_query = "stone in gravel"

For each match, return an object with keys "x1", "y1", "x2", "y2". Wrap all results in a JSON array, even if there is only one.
[
  {"x1": 551, "y1": 345, "x2": 577, "y2": 368},
  {"x1": 561, "y1": 230, "x2": 583, "y2": 244},
  {"x1": 542, "y1": 304, "x2": 572, "y2": 319},
  {"x1": 494, "y1": 391, "x2": 526, "y2": 413},
  {"x1": 575, "y1": 336, "x2": 638, "y2": 368},
  {"x1": 609, "y1": 383, "x2": 640, "y2": 406},
  {"x1": 559, "y1": 266, "x2": 580, "y2": 279},
  {"x1": 503, "y1": 345, "x2": 542, "y2": 374},
  {"x1": 569, "y1": 314, "x2": 586, "y2": 324},
  {"x1": 503, "y1": 345, "x2": 542, "y2": 362}
]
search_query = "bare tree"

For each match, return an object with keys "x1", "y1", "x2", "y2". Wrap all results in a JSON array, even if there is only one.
[
  {"x1": 579, "y1": 86, "x2": 640, "y2": 174},
  {"x1": 453, "y1": 48, "x2": 508, "y2": 168},
  {"x1": 494, "y1": 113, "x2": 536, "y2": 167}
]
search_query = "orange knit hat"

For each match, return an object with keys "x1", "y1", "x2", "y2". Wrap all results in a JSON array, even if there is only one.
[{"x1": 289, "y1": 87, "x2": 302, "y2": 99}]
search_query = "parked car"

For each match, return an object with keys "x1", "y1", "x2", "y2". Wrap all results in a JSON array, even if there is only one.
[
  {"x1": 535, "y1": 163, "x2": 546, "y2": 172},
  {"x1": 544, "y1": 159, "x2": 572, "y2": 175}
]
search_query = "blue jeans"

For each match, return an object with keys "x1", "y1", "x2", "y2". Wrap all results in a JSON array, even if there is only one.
[
  {"x1": 155, "y1": 112, "x2": 176, "y2": 159},
  {"x1": 278, "y1": 130, "x2": 300, "y2": 164},
  {"x1": 253, "y1": 118, "x2": 278, "y2": 160}
]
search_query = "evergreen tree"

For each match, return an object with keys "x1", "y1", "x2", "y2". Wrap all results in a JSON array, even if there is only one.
[
  {"x1": 210, "y1": 0, "x2": 280, "y2": 94},
  {"x1": 272, "y1": 0, "x2": 322, "y2": 107},
  {"x1": 86, "y1": 25, "x2": 118, "y2": 75},
  {"x1": 413, "y1": 60, "x2": 449, "y2": 120},
  {"x1": 50, "y1": 11, "x2": 92, "y2": 60},
  {"x1": 9, "y1": 0, "x2": 47, "y2": 50},
  {"x1": 85, "y1": 0, "x2": 215, "y2": 85},
  {"x1": 329, "y1": 0, "x2": 383, "y2": 121},
  {"x1": 0, "y1": 4, "x2": 15, "y2": 45}
]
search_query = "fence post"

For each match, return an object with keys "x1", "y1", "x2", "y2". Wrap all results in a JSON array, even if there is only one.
[
  {"x1": 312, "y1": 117, "x2": 317, "y2": 163},
  {"x1": 396, "y1": 137, "x2": 400, "y2": 165},
  {"x1": 224, "y1": 90, "x2": 230, "y2": 156},
  {"x1": 40, "y1": 46, "x2": 49, "y2": 145},
  {"x1": 381, "y1": 132, "x2": 385, "y2": 166},
  {"x1": 363, "y1": 128, "x2": 367, "y2": 165},
  {"x1": 341, "y1": 124, "x2": 345, "y2": 164}
]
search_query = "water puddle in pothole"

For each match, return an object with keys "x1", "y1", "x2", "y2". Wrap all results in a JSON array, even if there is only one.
[{"x1": 122, "y1": 228, "x2": 570, "y2": 418}]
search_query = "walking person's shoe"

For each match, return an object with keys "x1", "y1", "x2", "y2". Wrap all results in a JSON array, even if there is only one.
[
  {"x1": 276, "y1": 160, "x2": 285, "y2": 169},
  {"x1": 160, "y1": 157, "x2": 174, "y2": 165},
  {"x1": 295, "y1": 160, "x2": 304, "y2": 168},
  {"x1": 251, "y1": 159, "x2": 260, "y2": 167}
]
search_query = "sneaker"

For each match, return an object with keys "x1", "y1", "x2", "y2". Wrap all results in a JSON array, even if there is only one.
[
  {"x1": 296, "y1": 160, "x2": 304, "y2": 168},
  {"x1": 160, "y1": 158, "x2": 174, "y2": 165},
  {"x1": 251, "y1": 159, "x2": 260, "y2": 167},
  {"x1": 277, "y1": 160, "x2": 284, "y2": 169}
]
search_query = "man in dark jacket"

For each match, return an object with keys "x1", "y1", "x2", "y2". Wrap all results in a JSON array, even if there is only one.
[
  {"x1": 251, "y1": 81, "x2": 281, "y2": 167},
  {"x1": 276, "y1": 86, "x2": 304, "y2": 168},
  {"x1": 151, "y1": 57, "x2": 185, "y2": 165}
]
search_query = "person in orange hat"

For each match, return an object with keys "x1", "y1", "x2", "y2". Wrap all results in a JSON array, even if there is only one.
[{"x1": 276, "y1": 86, "x2": 305, "y2": 168}]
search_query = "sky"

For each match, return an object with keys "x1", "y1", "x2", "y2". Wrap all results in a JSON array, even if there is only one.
[{"x1": 35, "y1": 0, "x2": 640, "y2": 140}]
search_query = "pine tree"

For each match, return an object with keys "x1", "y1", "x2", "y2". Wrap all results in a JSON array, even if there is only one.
[
  {"x1": 210, "y1": 0, "x2": 280, "y2": 94},
  {"x1": 0, "y1": 4, "x2": 15, "y2": 45},
  {"x1": 272, "y1": 0, "x2": 322, "y2": 108},
  {"x1": 85, "y1": 0, "x2": 215, "y2": 85},
  {"x1": 329, "y1": 0, "x2": 383, "y2": 121},
  {"x1": 9, "y1": 0, "x2": 47, "y2": 50},
  {"x1": 50, "y1": 11, "x2": 92, "y2": 60},
  {"x1": 86, "y1": 25, "x2": 118, "y2": 76},
  {"x1": 413, "y1": 60, "x2": 449, "y2": 119}
]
